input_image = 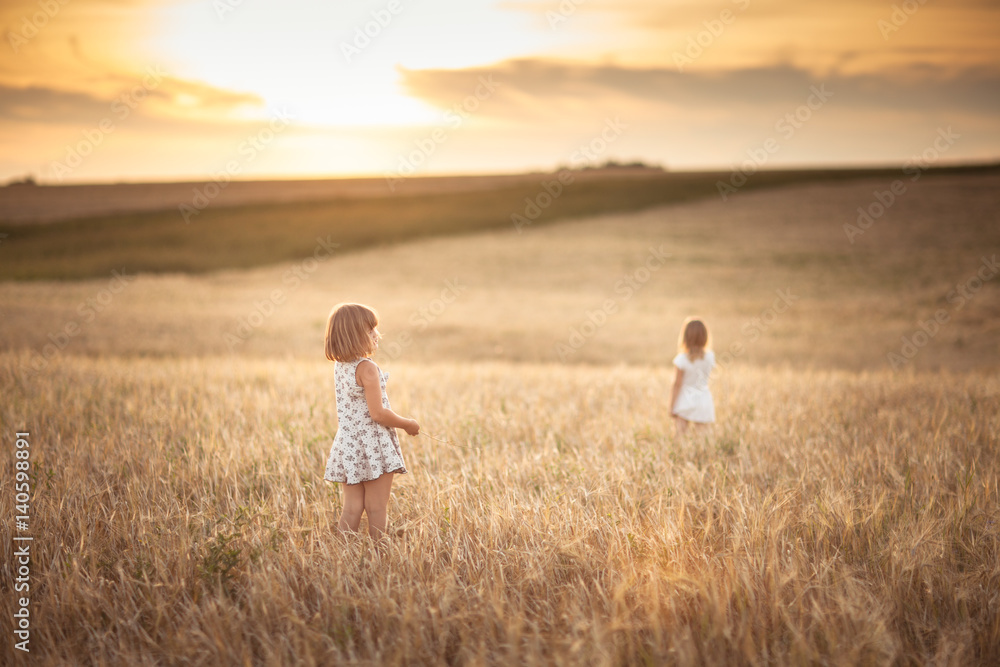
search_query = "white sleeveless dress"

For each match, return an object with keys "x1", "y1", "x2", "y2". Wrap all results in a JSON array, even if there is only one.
[
  {"x1": 324, "y1": 358, "x2": 407, "y2": 485},
  {"x1": 672, "y1": 350, "x2": 715, "y2": 423}
]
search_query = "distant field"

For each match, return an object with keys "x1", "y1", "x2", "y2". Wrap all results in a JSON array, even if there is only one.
[
  {"x1": 0, "y1": 171, "x2": 567, "y2": 224},
  {"x1": 2, "y1": 168, "x2": 997, "y2": 372},
  {"x1": 4, "y1": 165, "x2": 994, "y2": 281}
]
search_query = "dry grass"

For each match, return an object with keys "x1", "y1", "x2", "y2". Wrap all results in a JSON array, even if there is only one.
[
  {"x1": 0, "y1": 353, "x2": 997, "y2": 665},
  {"x1": 1, "y1": 169, "x2": 998, "y2": 664}
]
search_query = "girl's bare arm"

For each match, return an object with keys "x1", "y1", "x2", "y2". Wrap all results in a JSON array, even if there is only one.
[
  {"x1": 357, "y1": 360, "x2": 420, "y2": 435},
  {"x1": 669, "y1": 368, "x2": 685, "y2": 415}
]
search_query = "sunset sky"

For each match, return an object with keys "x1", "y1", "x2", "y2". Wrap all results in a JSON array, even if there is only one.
[{"x1": 1, "y1": 0, "x2": 998, "y2": 183}]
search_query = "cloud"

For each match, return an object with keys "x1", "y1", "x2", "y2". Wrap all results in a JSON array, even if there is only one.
[
  {"x1": 0, "y1": 85, "x2": 112, "y2": 124},
  {"x1": 398, "y1": 58, "x2": 1000, "y2": 119},
  {"x1": 0, "y1": 77, "x2": 265, "y2": 125},
  {"x1": 156, "y1": 77, "x2": 265, "y2": 112},
  {"x1": 501, "y1": 0, "x2": 1000, "y2": 32}
]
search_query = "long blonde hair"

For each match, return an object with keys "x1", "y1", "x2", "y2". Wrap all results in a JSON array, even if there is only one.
[
  {"x1": 325, "y1": 303, "x2": 379, "y2": 361},
  {"x1": 677, "y1": 317, "x2": 710, "y2": 361}
]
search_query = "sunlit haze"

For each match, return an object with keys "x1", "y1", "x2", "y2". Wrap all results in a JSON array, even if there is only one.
[{"x1": 2, "y1": 0, "x2": 998, "y2": 183}]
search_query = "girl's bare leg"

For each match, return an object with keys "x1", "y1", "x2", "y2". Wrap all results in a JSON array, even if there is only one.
[
  {"x1": 674, "y1": 416, "x2": 689, "y2": 437},
  {"x1": 338, "y1": 483, "x2": 365, "y2": 532},
  {"x1": 362, "y1": 473, "x2": 395, "y2": 538}
]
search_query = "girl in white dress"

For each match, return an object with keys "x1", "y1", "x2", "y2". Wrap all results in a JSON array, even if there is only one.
[
  {"x1": 323, "y1": 303, "x2": 419, "y2": 538},
  {"x1": 670, "y1": 317, "x2": 715, "y2": 437}
]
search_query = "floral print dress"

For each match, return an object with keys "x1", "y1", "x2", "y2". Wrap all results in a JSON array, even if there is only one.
[{"x1": 324, "y1": 358, "x2": 408, "y2": 485}]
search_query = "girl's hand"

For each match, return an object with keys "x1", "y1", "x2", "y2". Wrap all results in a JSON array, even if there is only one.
[{"x1": 403, "y1": 419, "x2": 420, "y2": 436}]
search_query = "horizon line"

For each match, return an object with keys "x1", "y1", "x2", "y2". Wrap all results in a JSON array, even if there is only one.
[{"x1": 5, "y1": 158, "x2": 999, "y2": 188}]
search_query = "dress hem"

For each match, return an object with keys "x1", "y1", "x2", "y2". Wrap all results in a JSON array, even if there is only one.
[{"x1": 324, "y1": 466, "x2": 407, "y2": 485}]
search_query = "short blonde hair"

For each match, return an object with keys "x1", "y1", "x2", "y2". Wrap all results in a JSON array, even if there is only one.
[
  {"x1": 678, "y1": 317, "x2": 710, "y2": 361},
  {"x1": 325, "y1": 303, "x2": 379, "y2": 362}
]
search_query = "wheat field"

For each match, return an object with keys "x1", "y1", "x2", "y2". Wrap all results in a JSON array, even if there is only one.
[
  {"x1": 1, "y1": 172, "x2": 999, "y2": 665},
  {"x1": 0, "y1": 354, "x2": 997, "y2": 664}
]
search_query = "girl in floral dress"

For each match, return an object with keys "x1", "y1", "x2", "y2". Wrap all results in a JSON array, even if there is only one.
[{"x1": 324, "y1": 303, "x2": 419, "y2": 537}]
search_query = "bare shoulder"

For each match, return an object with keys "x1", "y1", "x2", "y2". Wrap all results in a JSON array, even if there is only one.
[{"x1": 355, "y1": 358, "x2": 379, "y2": 386}]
